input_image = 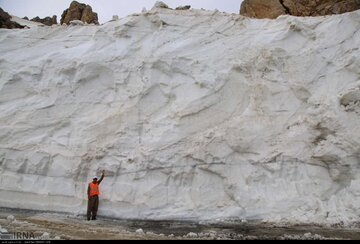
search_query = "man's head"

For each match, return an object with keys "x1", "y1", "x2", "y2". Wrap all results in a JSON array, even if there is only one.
[{"x1": 92, "y1": 176, "x2": 98, "y2": 183}]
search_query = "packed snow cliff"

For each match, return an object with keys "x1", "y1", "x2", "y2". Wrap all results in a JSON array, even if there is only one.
[{"x1": 0, "y1": 7, "x2": 360, "y2": 224}]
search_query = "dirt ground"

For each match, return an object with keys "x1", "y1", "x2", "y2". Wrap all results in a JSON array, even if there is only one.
[{"x1": 0, "y1": 208, "x2": 360, "y2": 240}]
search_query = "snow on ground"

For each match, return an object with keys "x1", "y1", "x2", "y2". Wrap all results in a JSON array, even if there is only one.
[
  {"x1": 10, "y1": 16, "x2": 45, "y2": 28},
  {"x1": 0, "y1": 7, "x2": 360, "y2": 225}
]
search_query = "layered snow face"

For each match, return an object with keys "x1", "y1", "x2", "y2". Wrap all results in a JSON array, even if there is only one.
[{"x1": 0, "y1": 8, "x2": 360, "y2": 224}]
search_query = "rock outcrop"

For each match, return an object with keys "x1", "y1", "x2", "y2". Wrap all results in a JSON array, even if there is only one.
[
  {"x1": 283, "y1": 0, "x2": 360, "y2": 16},
  {"x1": 175, "y1": 5, "x2": 191, "y2": 10},
  {"x1": 60, "y1": 1, "x2": 99, "y2": 25},
  {"x1": 240, "y1": 0, "x2": 360, "y2": 19},
  {"x1": 0, "y1": 7, "x2": 25, "y2": 29},
  {"x1": 240, "y1": 0, "x2": 287, "y2": 19},
  {"x1": 30, "y1": 15, "x2": 57, "y2": 26}
]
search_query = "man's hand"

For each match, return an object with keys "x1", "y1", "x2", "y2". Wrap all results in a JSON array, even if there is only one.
[{"x1": 102, "y1": 170, "x2": 105, "y2": 176}]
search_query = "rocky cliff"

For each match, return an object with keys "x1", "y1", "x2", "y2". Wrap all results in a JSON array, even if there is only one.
[
  {"x1": 240, "y1": 0, "x2": 360, "y2": 19},
  {"x1": 0, "y1": 7, "x2": 24, "y2": 29}
]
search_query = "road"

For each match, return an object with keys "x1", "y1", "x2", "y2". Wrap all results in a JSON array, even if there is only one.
[{"x1": 0, "y1": 208, "x2": 359, "y2": 240}]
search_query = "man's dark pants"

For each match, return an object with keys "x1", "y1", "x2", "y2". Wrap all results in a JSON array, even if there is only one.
[{"x1": 87, "y1": 195, "x2": 99, "y2": 220}]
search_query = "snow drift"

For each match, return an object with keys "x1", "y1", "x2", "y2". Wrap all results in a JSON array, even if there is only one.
[{"x1": 0, "y1": 8, "x2": 360, "y2": 224}]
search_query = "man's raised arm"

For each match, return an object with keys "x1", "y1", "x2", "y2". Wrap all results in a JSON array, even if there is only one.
[{"x1": 98, "y1": 170, "x2": 105, "y2": 184}]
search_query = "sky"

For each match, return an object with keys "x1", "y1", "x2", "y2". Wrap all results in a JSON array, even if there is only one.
[{"x1": 0, "y1": 0, "x2": 243, "y2": 24}]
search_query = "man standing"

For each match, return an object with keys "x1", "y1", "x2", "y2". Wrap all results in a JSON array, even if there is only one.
[{"x1": 87, "y1": 170, "x2": 105, "y2": 220}]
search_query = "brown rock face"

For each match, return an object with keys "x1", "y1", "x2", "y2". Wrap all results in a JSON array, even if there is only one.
[
  {"x1": 283, "y1": 0, "x2": 360, "y2": 16},
  {"x1": 0, "y1": 7, "x2": 25, "y2": 29},
  {"x1": 240, "y1": 0, "x2": 360, "y2": 19},
  {"x1": 240, "y1": 0, "x2": 287, "y2": 19},
  {"x1": 31, "y1": 15, "x2": 57, "y2": 26},
  {"x1": 60, "y1": 1, "x2": 99, "y2": 25}
]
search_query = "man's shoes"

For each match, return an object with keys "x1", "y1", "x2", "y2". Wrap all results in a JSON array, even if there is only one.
[
  {"x1": 87, "y1": 218, "x2": 90, "y2": 221},
  {"x1": 92, "y1": 217, "x2": 96, "y2": 220}
]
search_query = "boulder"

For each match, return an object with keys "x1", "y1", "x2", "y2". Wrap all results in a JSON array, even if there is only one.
[
  {"x1": 60, "y1": 1, "x2": 99, "y2": 25},
  {"x1": 240, "y1": 0, "x2": 360, "y2": 19},
  {"x1": 240, "y1": 0, "x2": 287, "y2": 19}
]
